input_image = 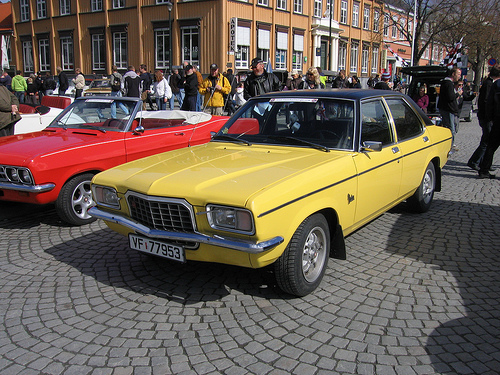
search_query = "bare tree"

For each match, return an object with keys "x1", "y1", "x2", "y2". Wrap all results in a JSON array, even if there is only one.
[
  {"x1": 384, "y1": 0, "x2": 463, "y2": 66},
  {"x1": 436, "y1": 0, "x2": 500, "y2": 88}
]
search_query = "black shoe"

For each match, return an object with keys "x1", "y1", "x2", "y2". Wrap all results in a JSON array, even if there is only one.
[
  {"x1": 467, "y1": 161, "x2": 480, "y2": 171},
  {"x1": 478, "y1": 172, "x2": 495, "y2": 179}
]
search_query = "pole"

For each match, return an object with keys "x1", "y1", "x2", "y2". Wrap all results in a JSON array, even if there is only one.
[
  {"x1": 411, "y1": 0, "x2": 417, "y2": 66},
  {"x1": 328, "y1": 0, "x2": 333, "y2": 71},
  {"x1": 167, "y1": 2, "x2": 173, "y2": 73}
]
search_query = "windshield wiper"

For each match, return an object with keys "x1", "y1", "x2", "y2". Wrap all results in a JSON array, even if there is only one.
[
  {"x1": 266, "y1": 136, "x2": 330, "y2": 152},
  {"x1": 213, "y1": 134, "x2": 252, "y2": 146}
]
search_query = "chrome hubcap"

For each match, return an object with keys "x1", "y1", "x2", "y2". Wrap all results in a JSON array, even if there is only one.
[
  {"x1": 72, "y1": 180, "x2": 93, "y2": 220},
  {"x1": 302, "y1": 226, "x2": 327, "y2": 282}
]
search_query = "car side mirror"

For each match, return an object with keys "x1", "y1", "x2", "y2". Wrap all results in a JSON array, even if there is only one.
[
  {"x1": 361, "y1": 141, "x2": 383, "y2": 152},
  {"x1": 132, "y1": 125, "x2": 145, "y2": 135}
]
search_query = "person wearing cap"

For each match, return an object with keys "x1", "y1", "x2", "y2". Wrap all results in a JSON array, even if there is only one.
[
  {"x1": 199, "y1": 63, "x2": 231, "y2": 115},
  {"x1": 244, "y1": 58, "x2": 281, "y2": 100},
  {"x1": 181, "y1": 64, "x2": 199, "y2": 111},
  {"x1": 374, "y1": 71, "x2": 392, "y2": 90},
  {"x1": 285, "y1": 70, "x2": 302, "y2": 90}
]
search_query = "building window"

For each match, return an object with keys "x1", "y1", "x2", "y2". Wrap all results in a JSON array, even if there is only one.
[
  {"x1": 383, "y1": 15, "x2": 389, "y2": 36},
  {"x1": 363, "y1": 6, "x2": 370, "y2": 30},
  {"x1": 372, "y1": 46, "x2": 379, "y2": 74},
  {"x1": 91, "y1": 0, "x2": 103, "y2": 12},
  {"x1": 373, "y1": 9, "x2": 380, "y2": 32},
  {"x1": 22, "y1": 41, "x2": 34, "y2": 73},
  {"x1": 181, "y1": 26, "x2": 199, "y2": 67},
  {"x1": 292, "y1": 33, "x2": 303, "y2": 71},
  {"x1": 156, "y1": 0, "x2": 172, "y2": 3},
  {"x1": 20, "y1": 0, "x2": 30, "y2": 22},
  {"x1": 155, "y1": 28, "x2": 170, "y2": 70},
  {"x1": 361, "y1": 44, "x2": 369, "y2": 74},
  {"x1": 350, "y1": 41, "x2": 359, "y2": 74},
  {"x1": 326, "y1": 0, "x2": 334, "y2": 18},
  {"x1": 257, "y1": 28, "x2": 270, "y2": 67},
  {"x1": 37, "y1": 0, "x2": 47, "y2": 19},
  {"x1": 113, "y1": 32, "x2": 127, "y2": 69},
  {"x1": 276, "y1": 31, "x2": 288, "y2": 70},
  {"x1": 352, "y1": 2, "x2": 359, "y2": 28},
  {"x1": 277, "y1": 0, "x2": 286, "y2": 11},
  {"x1": 392, "y1": 18, "x2": 397, "y2": 38},
  {"x1": 293, "y1": 0, "x2": 302, "y2": 14},
  {"x1": 39, "y1": 39, "x2": 51, "y2": 71},
  {"x1": 236, "y1": 45, "x2": 249, "y2": 69},
  {"x1": 338, "y1": 40, "x2": 347, "y2": 71},
  {"x1": 60, "y1": 0, "x2": 70, "y2": 15},
  {"x1": 92, "y1": 34, "x2": 106, "y2": 71},
  {"x1": 61, "y1": 36, "x2": 74, "y2": 71},
  {"x1": 340, "y1": 0, "x2": 348, "y2": 24},
  {"x1": 113, "y1": 0, "x2": 125, "y2": 9},
  {"x1": 314, "y1": 0, "x2": 322, "y2": 18},
  {"x1": 258, "y1": 0, "x2": 269, "y2": 6}
]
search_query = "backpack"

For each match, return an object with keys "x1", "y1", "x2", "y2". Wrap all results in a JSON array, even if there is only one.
[{"x1": 111, "y1": 73, "x2": 122, "y2": 92}]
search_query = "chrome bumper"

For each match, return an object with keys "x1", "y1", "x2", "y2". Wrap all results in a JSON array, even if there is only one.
[
  {"x1": 88, "y1": 206, "x2": 284, "y2": 254},
  {"x1": 0, "y1": 182, "x2": 55, "y2": 193}
]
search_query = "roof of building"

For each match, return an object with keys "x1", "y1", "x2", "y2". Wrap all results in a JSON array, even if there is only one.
[{"x1": 0, "y1": 3, "x2": 13, "y2": 33}]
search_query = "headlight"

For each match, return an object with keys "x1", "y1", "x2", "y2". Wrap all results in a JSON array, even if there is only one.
[
  {"x1": 207, "y1": 205, "x2": 254, "y2": 234},
  {"x1": 2, "y1": 166, "x2": 34, "y2": 185},
  {"x1": 92, "y1": 185, "x2": 120, "y2": 209}
]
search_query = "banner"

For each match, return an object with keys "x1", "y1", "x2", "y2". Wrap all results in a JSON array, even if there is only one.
[
  {"x1": 1, "y1": 35, "x2": 9, "y2": 69},
  {"x1": 440, "y1": 38, "x2": 463, "y2": 69}
]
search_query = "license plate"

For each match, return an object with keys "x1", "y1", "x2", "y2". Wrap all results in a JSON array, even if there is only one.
[{"x1": 129, "y1": 234, "x2": 186, "y2": 263}]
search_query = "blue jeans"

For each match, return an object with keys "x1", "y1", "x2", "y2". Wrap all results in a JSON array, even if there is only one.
[
  {"x1": 110, "y1": 91, "x2": 129, "y2": 118},
  {"x1": 196, "y1": 92, "x2": 202, "y2": 111},
  {"x1": 15, "y1": 91, "x2": 25, "y2": 104},
  {"x1": 156, "y1": 97, "x2": 167, "y2": 110},
  {"x1": 440, "y1": 110, "x2": 458, "y2": 145}
]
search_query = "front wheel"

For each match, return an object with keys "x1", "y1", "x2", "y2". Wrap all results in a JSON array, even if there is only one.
[
  {"x1": 56, "y1": 173, "x2": 97, "y2": 226},
  {"x1": 274, "y1": 214, "x2": 330, "y2": 296},
  {"x1": 407, "y1": 162, "x2": 436, "y2": 213}
]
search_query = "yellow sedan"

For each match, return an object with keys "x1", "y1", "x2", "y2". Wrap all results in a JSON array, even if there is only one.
[{"x1": 89, "y1": 90, "x2": 452, "y2": 296}]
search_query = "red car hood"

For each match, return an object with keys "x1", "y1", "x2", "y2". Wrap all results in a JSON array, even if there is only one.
[{"x1": 0, "y1": 127, "x2": 122, "y2": 166}]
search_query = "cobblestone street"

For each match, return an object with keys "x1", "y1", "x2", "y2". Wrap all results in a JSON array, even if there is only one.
[{"x1": 1, "y1": 116, "x2": 499, "y2": 375}]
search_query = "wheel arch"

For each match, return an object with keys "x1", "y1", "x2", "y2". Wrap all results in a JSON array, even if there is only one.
[
  {"x1": 430, "y1": 157, "x2": 442, "y2": 192},
  {"x1": 316, "y1": 208, "x2": 347, "y2": 260}
]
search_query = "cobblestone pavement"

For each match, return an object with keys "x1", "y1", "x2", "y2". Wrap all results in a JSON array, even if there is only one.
[{"x1": 1, "y1": 116, "x2": 499, "y2": 375}]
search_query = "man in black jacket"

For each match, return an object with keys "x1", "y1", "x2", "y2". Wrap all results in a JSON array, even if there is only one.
[
  {"x1": 468, "y1": 67, "x2": 500, "y2": 171},
  {"x1": 437, "y1": 67, "x2": 461, "y2": 149},
  {"x1": 181, "y1": 65, "x2": 199, "y2": 111},
  {"x1": 56, "y1": 66, "x2": 69, "y2": 96},
  {"x1": 244, "y1": 58, "x2": 281, "y2": 100}
]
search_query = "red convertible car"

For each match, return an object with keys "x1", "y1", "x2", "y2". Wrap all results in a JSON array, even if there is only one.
[{"x1": 0, "y1": 96, "x2": 227, "y2": 225}]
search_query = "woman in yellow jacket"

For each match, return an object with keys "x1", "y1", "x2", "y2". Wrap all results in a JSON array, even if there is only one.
[{"x1": 199, "y1": 64, "x2": 231, "y2": 115}]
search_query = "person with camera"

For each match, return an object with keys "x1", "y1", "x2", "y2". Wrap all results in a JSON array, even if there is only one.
[{"x1": 199, "y1": 64, "x2": 231, "y2": 115}]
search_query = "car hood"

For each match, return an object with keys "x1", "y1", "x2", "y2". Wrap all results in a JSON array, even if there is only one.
[
  {"x1": 0, "y1": 128, "x2": 121, "y2": 166},
  {"x1": 96, "y1": 142, "x2": 353, "y2": 209}
]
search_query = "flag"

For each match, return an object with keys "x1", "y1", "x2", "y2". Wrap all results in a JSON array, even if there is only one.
[
  {"x1": 1, "y1": 35, "x2": 9, "y2": 69},
  {"x1": 266, "y1": 59, "x2": 273, "y2": 73},
  {"x1": 440, "y1": 38, "x2": 463, "y2": 69},
  {"x1": 384, "y1": 44, "x2": 409, "y2": 67}
]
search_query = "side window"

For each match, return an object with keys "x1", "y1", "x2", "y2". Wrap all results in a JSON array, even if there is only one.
[
  {"x1": 386, "y1": 98, "x2": 424, "y2": 141},
  {"x1": 360, "y1": 100, "x2": 393, "y2": 146}
]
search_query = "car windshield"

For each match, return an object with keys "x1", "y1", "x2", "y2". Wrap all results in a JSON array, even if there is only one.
[
  {"x1": 214, "y1": 97, "x2": 355, "y2": 151},
  {"x1": 90, "y1": 80, "x2": 111, "y2": 88},
  {"x1": 49, "y1": 98, "x2": 139, "y2": 131}
]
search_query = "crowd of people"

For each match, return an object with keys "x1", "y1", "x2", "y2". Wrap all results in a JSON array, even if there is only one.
[{"x1": 1, "y1": 61, "x2": 499, "y2": 175}]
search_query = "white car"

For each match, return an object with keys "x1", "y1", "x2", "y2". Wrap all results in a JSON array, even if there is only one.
[{"x1": 14, "y1": 96, "x2": 73, "y2": 135}]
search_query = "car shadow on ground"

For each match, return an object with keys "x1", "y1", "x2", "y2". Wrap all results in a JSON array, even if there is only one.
[
  {"x1": 385, "y1": 199, "x2": 500, "y2": 374},
  {"x1": 0, "y1": 202, "x2": 74, "y2": 229}
]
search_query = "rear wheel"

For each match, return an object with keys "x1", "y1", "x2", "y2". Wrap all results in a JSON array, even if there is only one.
[
  {"x1": 275, "y1": 214, "x2": 330, "y2": 296},
  {"x1": 56, "y1": 173, "x2": 97, "y2": 226},
  {"x1": 407, "y1": 162, "x2": 435, "y2": 213}
]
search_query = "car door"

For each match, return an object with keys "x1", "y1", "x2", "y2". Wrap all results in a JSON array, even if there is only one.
[
  {"x1": 353, "y1": 98, "x2": 403, "y2": 224},
  {"x1": 124, "y1": 118, "x2": 195, "y2": 162},
  {"x1": 384, "y1": 97, "x2": 427, "y2": 197}
]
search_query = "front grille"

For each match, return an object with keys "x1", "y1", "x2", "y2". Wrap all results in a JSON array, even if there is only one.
[{"x1": 127, "y1": 193, "x2": 198, "y2": 249}]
